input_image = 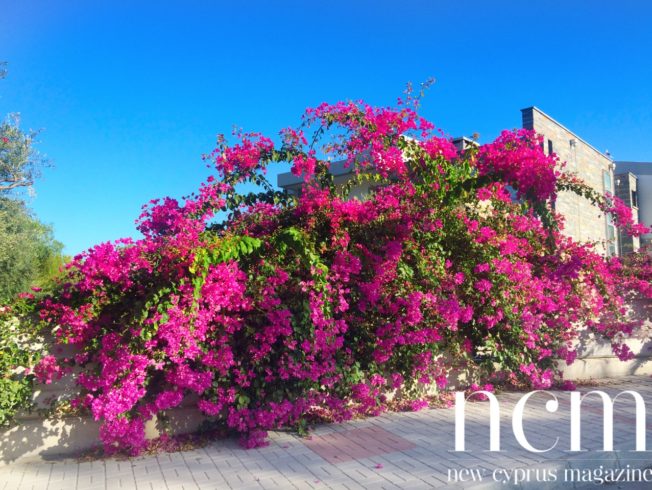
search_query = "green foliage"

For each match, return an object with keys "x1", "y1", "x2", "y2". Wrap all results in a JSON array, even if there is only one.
[
  {"x1": 0, "y1": 377, "x2": 32, "y2": 426},
  {"x1": 0, "y1": 307, "x2": 42, "y2": 426},
  {"x1": 0, "y1": 198, "x2": 65, "y2": 304},
  {"x1": 195, "y1": 235, "x2": 263, "y2": 267},
  {"x1": 1, "y1": 62, "x2": 49, "y2": 196},
  {"x1": 0, "y1": 63, "x2": 66, "y2": 304},
  {"x1": 0, "y1": 114, "x2": 49, "y2": 194}
]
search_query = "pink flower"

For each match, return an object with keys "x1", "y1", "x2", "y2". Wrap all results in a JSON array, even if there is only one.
[
  {"x1": 34, "y1": 355, "x2": 62, "y2": 384},
  {"x1": 477, "y1": 129, "x2": 559, "y2": 201},
  {"x1": 561, "y1": 380, "x2": 576, "y2": 391},
  {"x1": 474, "y1": 279, "x2": 492, "y2": 294},
  {"x1": 410, "y1": 399, "x2": 429, "y2": 411}
]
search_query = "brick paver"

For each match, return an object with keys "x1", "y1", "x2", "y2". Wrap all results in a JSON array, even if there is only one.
[{"x1": 2, "y1": 376, "x2": 652, "y2": 489}]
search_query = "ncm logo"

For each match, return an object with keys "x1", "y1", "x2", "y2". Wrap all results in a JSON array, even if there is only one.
[{"x1": 454, "y1": 390, "x2": 646, "y2": 452}]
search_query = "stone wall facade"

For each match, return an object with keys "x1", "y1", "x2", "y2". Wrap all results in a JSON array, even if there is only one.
[{"x1": 522, "y1": 107, "x2": 616, "y2": 255}]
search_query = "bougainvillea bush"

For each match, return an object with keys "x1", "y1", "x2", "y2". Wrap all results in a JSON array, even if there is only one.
[{"x1": 24, "y1": 99, "x2": 652, "y2": 454}]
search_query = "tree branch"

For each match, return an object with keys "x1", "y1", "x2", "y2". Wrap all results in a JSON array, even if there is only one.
[{"x1": 0, "y1": 180, "x2": 31, "y2": 192}]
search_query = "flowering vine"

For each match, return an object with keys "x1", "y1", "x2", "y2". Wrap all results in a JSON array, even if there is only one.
[{"x1": 23, "y1": 99, "x2": 652, "y2": 454}]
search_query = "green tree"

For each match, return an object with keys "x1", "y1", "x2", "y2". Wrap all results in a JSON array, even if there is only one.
[
  {"x1": 0, "y1": 63, "x2": 65, "y2": 303},
  {"x1": 1, "y1": 63, "x2": 49, "y2": 195},
  {"x1": 0, "y1": 114, "x2": 48, "y2": 194},
  {"x1": 0, "y1": 198, "x2": 64, "y2": 303}
]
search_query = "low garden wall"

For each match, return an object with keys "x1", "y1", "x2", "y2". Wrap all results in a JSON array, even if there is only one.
[
  {"x1": 3, "y1": 329, "x2": 651, "y2": 464},
  {"x1": 560, "y1": 331, "x2": 652, "y2": 379}
]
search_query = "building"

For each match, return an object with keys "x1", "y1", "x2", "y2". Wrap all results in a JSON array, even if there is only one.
[
  {"x1": 277, "y1": 159, "x2": 375, "y2": 201},
  {"x1": 614, "y1": 170, "x2": 641, "y2": 254},
  {"x1": 278, "y1": 107, "x2": 621, "y2": 255},
  {"x1": 521, "y1": 107, "x2": 617, "y2": 255},
  {"x1": 615, "y1": 161, "x2": 652, "y2": 249},
  {"x1": 277, "y1": 137, "x2": 480, "y2": 200}
]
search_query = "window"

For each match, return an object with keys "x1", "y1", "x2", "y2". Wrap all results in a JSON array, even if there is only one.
[
  {"x1": 603, "y1": 170, "x2": 613, "y2": 194},
  {"x1": 603, "y1": 170, "x2": 616, "y2": 256},
  {"x1": 632, "y1": 190, "x2": 639, "y2": 208},
  {"x1": 547, "y1": 139, "x2": 554, "y2": 155}
]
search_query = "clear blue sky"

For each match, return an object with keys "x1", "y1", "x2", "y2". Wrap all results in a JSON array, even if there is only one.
[{"x1": 2, "y1": 1, "x2": 651, "y2": 255}]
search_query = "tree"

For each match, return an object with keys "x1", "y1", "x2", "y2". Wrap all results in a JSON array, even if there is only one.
[
  {"x1": 0, "y1": 63, "x2": 49, "y2": 195},
  {"x1": 0, "y1": 63, "x2": 64, "y2": 302},
  {"x1": 0, "y1": 114, "x2": 48, "y2": 194},
  {"x1": 0, "y1": 198, "x2": 64, "y2": 303}
]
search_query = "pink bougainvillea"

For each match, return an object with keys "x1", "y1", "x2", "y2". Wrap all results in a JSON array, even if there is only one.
[
  {"x1": 33, "y1": 355, "x2": 62, "y2": 385},
  {"x1": 30, "y1": 99, "x2": 652, "y2": 454}
]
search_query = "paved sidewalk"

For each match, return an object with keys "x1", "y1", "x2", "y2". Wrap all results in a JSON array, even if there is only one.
[{"x1": 2, "y1": 376, "x2": 652, "y2": 489}]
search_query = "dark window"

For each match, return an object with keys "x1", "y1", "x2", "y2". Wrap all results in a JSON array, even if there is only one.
[
  {"x1": 548, "y1": 139, "x2": 554, "y2": 155},
  {"x1": 632, "y1": 190, "x2": 639, "y2": 208}
]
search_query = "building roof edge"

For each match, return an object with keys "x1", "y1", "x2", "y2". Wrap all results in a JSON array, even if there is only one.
[{"x1": 521, "y1": 106, "x2": 611, "y2": 161}]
